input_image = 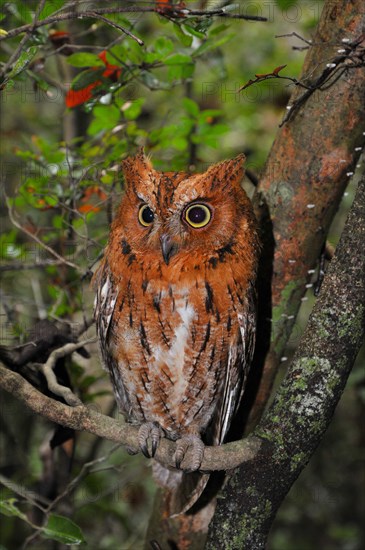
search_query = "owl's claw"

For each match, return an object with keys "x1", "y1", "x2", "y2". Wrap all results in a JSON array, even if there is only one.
[
  {"x1": 138, "y1": 422, "x2": 162, "y2": 458},
  {"x1": 174, "y1": 434, "x2": 205, "y2": 472}
]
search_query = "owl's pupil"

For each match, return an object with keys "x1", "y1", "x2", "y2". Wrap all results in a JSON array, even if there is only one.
[
  {"x1": 141, "y1": 206, "x2": 154, "y2": 224},
  {"x1": 188, "y1": 206, "x2": 206, "y2": 224}
]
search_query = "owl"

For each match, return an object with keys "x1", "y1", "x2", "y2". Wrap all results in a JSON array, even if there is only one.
[{"x1": 93, "y1": 150, "x2": 260, "y2": 514}]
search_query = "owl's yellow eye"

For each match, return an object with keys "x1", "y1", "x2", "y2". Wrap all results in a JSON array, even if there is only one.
[
  {"x1": 138, "y1": 204, "x2": 154, "y2": 227},
  {"x1": 184, "y1": 204, "x2": 211, "y2": 229}
]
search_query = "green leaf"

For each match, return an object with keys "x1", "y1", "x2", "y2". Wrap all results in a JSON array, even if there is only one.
[
  {"x1": 182, "y1": 23, "x2": 206, "y2": 39},
  {"x1": 52, "y1": 215, "x2": 64, "y2": 229},
  {"x1": 88, "y1": 104, "x2": 120, "y2": 135},
  {"x1": 173, "y1": 23, "x2": 193, "y2": 47},
  {"x1": 172, "y1": 136, "x2": 188, "y2": 150},
  {"x1": 70, "y1": 68, "x2": 104, "y2": 91},
  {"x1": 121, "y1": 98, "x2": 145, "y2": 120},
  {"x1": 8, "y1": 46, "x2": 38, "y2": 78},
  {"x1": 209, "y1": 24, "x2": 230, "y2": 37},
  {"x1": 112, "y1": 39, "x2": 144, "y2": 64},
  {"x1": 193, "y1": 33, "x2": 234, "y2": 57},
  {"x1": 0, "y1": 499, "x2": 27, "y2": 521},
  {"x1": 182, "y1": 97, "x2": 200, "y2": 118},
  {"x1": 154, "y1": 36, "x2": 174, "y2": 58},
  {"x1": 38, "y1": 0, "x2": 64, "y2": 20},
  {"x1": 67, "y1": 53, "x2": 104, "y2": 68},
  {"x1": 165, "y1": 54, "x2": 194, "y2": 81},
  {"x1": 70, "y1": 71, "x2": 101, "y2": 92},
  {"x1": 93, "y1": 104, "x2": 120, "y2": 124},
  {"x1": 42, "y1": 514, "x2": 85, "y2": 545},
  {"x1": 140, "y1": 71, "x2": 171, "y2": 90},
  {"x1": 164, "y1": 53, "x2": 193, "y2": 66},
  {"x1": 198, "y1": 109, "x2": 223, "y2": 121}
]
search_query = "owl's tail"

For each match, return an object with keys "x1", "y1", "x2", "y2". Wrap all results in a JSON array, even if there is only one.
[{"x1": 152, "y1": 462, "x2": 210, "y2": 516}]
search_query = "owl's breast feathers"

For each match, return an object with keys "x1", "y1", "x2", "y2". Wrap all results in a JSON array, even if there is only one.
[{"x1": 94, "y1": 234, "x2": 258, "y2": 446}]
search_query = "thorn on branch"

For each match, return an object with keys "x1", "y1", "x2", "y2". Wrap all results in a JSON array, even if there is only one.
[
  {"x1": 276, "y1": 31, "x2": 313, "y2": 50},
  {"x1": 238, "y1": 64, "x2": 303, "y2": 92},
  {"x1": 280, "y1": 33, "x2": 365, "y2": 126}
]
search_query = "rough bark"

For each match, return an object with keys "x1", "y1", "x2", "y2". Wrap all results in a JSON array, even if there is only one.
[
  {"x1": 249, "y1": 0, "x2": 365, "y2": 427},
  {"x1": 205, "y1": 171, "x2": 365, "y2": 548}
]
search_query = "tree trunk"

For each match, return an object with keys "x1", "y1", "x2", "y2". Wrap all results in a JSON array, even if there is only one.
[
  {"x1": 249, "y1": 0, "x2": 365, "y2": 427},
  {"x1": 145, "y1": 0, "x2": 365, "y2": 546},
  {"x1": 206, "y1": 172, "x2": 365, "y2": 548}
]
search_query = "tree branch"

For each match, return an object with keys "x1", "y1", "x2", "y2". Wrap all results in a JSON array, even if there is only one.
[
  {"x1": 4, "y1": 196, "x2": 82, "y2": 274},
  {"x1": 0, "y1": 5, "x2": 266, "y2": 42},
  {"x1": 0, "y1": 362, "x2": 261, "y2": 472},
  {"x1": 206, "y1": 173, "x2": 365, "y2": 548},
  {"x1": 249, "y1": 0, "x2": 365, "y2": 428}
]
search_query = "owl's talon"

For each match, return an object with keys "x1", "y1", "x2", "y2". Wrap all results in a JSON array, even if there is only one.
[
  {"x1": 138, "y1": 422, "x2": 162, "y2": 458},
  {"x1": 174, "y1": 434, "x2": 205, "y2": 471}
]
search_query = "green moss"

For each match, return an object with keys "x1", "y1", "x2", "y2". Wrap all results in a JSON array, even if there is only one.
[
  {"x1": 313, "y1": 311, "x2": 331, "y2": 339},
  {"x1": 229, "y1": 499, "x2": 272, "y2": 548},
  {"x1": 246, "y1": 486, "x2": 259, "y2": 498},
  {"x1": 337, "y1": 304, "x2": 364, "y2": 342},
  {"x1": 290, "y1": 452, "x2": 307, "y2": 472},
  {"x1": 271, "y1": 279, "x2": 305, "y2": 353}
]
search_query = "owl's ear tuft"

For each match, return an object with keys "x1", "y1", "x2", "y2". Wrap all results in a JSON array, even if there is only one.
[
  {"x1": 205, "y1": 153, "x2": 246, "y2": 189},
  {"x1": 122, "y1": 148, "x2": 154, "y2": 186}
]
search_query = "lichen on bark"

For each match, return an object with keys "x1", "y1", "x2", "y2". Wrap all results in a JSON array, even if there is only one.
[{"x1": 206, "y1": 174, "x2": 365, "y2": 548}]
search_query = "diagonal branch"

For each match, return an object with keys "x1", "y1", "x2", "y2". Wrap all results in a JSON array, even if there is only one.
[
  {"x1": 248, "y1": 0, "x2": 365, "y2": 429},
  {"x1": 4, "y1": 196, "x2": 82, "y2": 273},
  {"x1": 206, "y1": 172, "x2": 365, "y2": 546}
]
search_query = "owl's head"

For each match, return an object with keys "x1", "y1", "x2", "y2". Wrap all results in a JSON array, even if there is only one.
[{"x1": 110, "y1": 150, "x2": 257, "y2": 269}]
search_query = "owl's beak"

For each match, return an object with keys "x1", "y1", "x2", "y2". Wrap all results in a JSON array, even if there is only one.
[{"x1": 160, "y1": 234, "x2": 177, "y2": 265}]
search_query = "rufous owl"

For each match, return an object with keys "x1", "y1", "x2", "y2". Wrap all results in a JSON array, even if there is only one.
[{"x1": 93, "y1": 150, "x2": 260, "y2": 514}]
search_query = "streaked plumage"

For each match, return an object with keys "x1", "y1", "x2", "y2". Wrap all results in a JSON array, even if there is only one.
[{"x1": 93, "y1": 150, "x2": 260, "y2": 514}]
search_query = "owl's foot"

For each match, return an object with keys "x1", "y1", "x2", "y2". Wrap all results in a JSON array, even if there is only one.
[
  {"x1": 174, "y1": 434, "x2": 205, "y2": 472},
  {"x1": 138, "y1": 422, "x2": 162, "y2": 458}
]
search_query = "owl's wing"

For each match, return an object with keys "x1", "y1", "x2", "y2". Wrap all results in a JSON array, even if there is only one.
[
  {"x1": 93, "y1": 258, "x2": 119, "y2": 348},
  {"x1": 215, "y1": 283, "x2": 257, "y2": 445},
  {"x1": 92, "y1": 259, "x2": 131, "y2": 415}
]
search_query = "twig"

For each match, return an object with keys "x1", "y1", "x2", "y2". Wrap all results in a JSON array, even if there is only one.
[
  {"x1": 276, "y1": 31, "x2": 313, "y2": 49},
  {"x1": 280, "y1": 35, "x2": 365, "y2": 125},
  {"x1": 238, "y1": 64, "x2": 312, "y2": 93},
  {"x1": 0, "y1": 0, "x2": 46, "y2": 81},
  {"x1": 0, "y1": 473, "x2": 50, "y2": 511},
  {"x1": 0, "y1": 6, "x2": 267, "y2": 43},
  {"x1": 35, "y1": 340, "x2": 95, "y2": 406},
  {"x1": 44, "y1": 444, "x2": 121, "y2": 513},
  {"x1": 88, "y1": 12, "x2": 144, "y2": 45},
  {"x1": 5, "y1": 195, "x2": 82, "y2": 273}
]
